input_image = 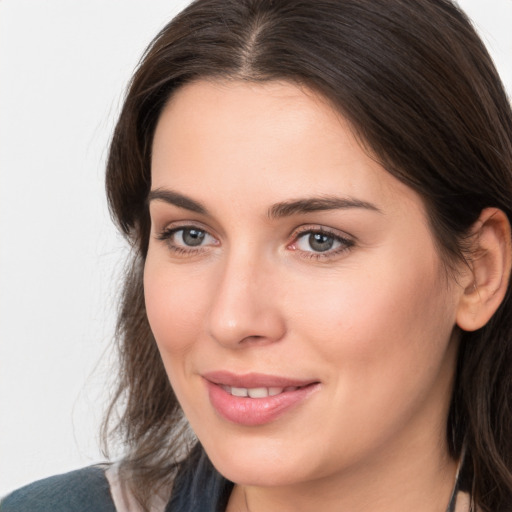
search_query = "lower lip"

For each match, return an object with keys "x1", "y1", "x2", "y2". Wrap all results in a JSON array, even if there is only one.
[{"x1": 205, "y1": 380, "x2": 319, "y2": 426}]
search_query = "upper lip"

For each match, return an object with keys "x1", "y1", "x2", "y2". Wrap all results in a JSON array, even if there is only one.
[{"x1": 202, "y1": 370, "x2": 318, "y2": 388}]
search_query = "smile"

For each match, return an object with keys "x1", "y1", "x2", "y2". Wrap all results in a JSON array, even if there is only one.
[
  {"x1": 203, "y1": 372, "x2": 320, "y2": 426},
  {"x1": 220, "y1": 385, "x2": 301, "y2": 398}
]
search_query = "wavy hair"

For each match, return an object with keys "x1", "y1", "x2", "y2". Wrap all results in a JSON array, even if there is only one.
[{"x1": 103, "y1": 1, "x2": 512, "y2": 510}]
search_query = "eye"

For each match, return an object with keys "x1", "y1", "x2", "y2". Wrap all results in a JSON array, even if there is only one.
[
  {"x1": 174, "y1": 227, "x2": 209, "y2": 247},
  {"x1": 157, "y1": 225, "x2": 218, "y2": 253},
  {"x1": 289, "y1": 227, "x2": 354, "y2": 259},
  {"x1": 297, "y1": 232, "x2": 338, "y2": 252}
]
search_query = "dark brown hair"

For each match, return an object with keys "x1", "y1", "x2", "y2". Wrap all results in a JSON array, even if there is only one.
[{"x1": 103, "y1": 0, "x2": 512, "y2": 510}]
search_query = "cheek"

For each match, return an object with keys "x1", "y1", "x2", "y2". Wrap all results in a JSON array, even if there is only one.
[
  {"x1": 289, "y1": 246, "x2": 457, "y2": 384},
  {"x1": 143, "y1": 257, "x2": 208, "y2": 359},
  {"x1": 282, "y1": 253, "x2": 458, "y2": 460}
]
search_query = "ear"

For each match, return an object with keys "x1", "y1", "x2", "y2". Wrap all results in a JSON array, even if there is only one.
[{"x1": 456, "y1": 208, "x2": 512, "y2": 332}]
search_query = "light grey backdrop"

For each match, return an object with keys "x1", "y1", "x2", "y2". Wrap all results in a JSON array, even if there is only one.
[{"x1": 0, "y1": 0, "x2": 511, "y2": 496}]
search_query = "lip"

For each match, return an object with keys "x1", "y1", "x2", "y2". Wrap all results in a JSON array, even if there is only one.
[
  {"x1": 203, "y1": 370, "x2": 317, "y2": 388},
  {"x1": 203, "y1": 371, "x2": 320, "y2": 426}
]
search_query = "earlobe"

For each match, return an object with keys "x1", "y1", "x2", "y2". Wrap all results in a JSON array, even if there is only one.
[{"x1": 456, "y1": 208, "x2": 512, "y2": 332}]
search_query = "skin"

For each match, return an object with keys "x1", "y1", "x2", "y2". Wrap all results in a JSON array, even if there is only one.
[{"x1": 144, "y1": 80, "x2": 466, "y2": 512}]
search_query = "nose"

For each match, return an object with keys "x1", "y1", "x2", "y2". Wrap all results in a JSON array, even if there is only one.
[{"x1": 206, "y1": 252, "x2": 286, "y2": 348}]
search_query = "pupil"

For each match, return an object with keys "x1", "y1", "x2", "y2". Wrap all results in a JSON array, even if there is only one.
[
  {"x1": 183, "y1": 229, "x2": 205, "y2": 246},
  {"x1": 309, "y1": 233, "x2": 334, "y2": 252}
]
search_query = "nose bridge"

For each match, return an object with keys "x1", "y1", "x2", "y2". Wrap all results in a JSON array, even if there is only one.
[{"x1": 207, "y1": 244, "x2": 285, "y2": 347}]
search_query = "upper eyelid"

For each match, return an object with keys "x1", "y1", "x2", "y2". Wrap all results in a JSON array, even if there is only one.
[
  {"x1": 158, "y1": 225, "x2": 217, "y2": 241},
  {"x1": 155, "y1": 220, "x2": 215, "y2": 235},
  {"x1": 292, "y1": 229, "x2": 354, "y2": 249},
  {"x1": 290, "y1": 224, "x2": 355, "y2": 241}
]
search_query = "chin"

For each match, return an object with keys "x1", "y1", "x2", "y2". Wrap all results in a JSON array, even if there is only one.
[
  {"x1": 215, "y1": 459, "x2": 309, "y2": 488},
  {"x1": 201, "y1": 435, "x2": 324, "y2": 488}
]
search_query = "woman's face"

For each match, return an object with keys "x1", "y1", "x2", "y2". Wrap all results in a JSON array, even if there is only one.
[{"x1": 145, "y1": 80, "x2": 464, "y2": 488}]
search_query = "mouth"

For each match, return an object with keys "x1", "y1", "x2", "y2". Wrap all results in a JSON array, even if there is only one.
[
  {"x1": 202, "y1": 371, "x2": 320, "y2": 426},
  {"x1": 220, "y1": 384, "x2": 309, "y2": 398}
]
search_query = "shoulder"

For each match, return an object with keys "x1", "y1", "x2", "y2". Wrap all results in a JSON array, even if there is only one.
[{"x1": 0, "y1": 465, "x2": 116, "y2": 512}]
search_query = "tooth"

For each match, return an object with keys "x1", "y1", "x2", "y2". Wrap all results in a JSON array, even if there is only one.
[
  {"x1": 268, "y1": 387, "x2": 284, "y2": 396},
  {"x1": 284, "y1": 386, "x2": 298, "y2": 392},
  {"x1": 231, "y1": 387, "x2": 248, "y2": 397},
  {"x1": 248, "y1": 387, "x2": 269, "y2": 398}
]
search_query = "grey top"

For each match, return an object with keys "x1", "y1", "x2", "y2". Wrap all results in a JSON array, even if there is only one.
[
  {"x1": 0, "y1": 447, "x2": 232, "y2": 512},
  {"x1": 0, "y1": 466, "x2": 116, "y2": 512}
]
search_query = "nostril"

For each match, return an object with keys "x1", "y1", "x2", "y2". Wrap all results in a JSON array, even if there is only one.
[{"x1": 240, "y1": 335, "x2": 265, "y2": 344}]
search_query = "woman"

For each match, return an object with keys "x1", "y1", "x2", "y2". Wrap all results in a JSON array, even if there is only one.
[{"x1": 2, "y1": 0, "x2": 511, "y2": 511}]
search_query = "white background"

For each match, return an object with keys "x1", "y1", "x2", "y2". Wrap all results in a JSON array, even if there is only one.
[{"x1": 0, "y1": 0, "x2": 511, "y2": 497}]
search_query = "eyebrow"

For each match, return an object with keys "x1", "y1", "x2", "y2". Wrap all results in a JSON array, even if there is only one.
[
  {"x1": 148, "y1": 189, "x2": 208, "y2": 215},
  {"x1": 148, "y1": 188, "x2": 381, "y2": 218},
  {"x1": 268, "y1": 196, "x2": 381, "y2": 219}
]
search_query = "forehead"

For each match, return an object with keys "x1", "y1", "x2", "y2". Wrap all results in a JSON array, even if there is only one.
[
  {"x1": 154, "y1": 79, "x2": 348, "y2": 166},
  {"x1": 163, "y1": 79, "x2": 339, "y2": 124},
  {"x1": 151, "y1": 79, "x2": 424, "y2": 219}
]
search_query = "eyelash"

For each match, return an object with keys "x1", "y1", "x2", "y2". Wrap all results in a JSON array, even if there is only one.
[
  {"x1": 156, "y1": 225, "x2": 216, "y2": 256},
  {"x1": 288, "y1": 226, "x2": 355, "y2": 260},
  {"x1": 156, "y1": 224, "x2": 355, "y2": 260}
]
